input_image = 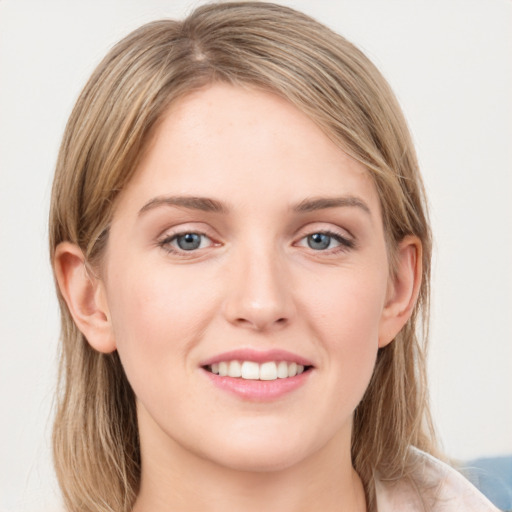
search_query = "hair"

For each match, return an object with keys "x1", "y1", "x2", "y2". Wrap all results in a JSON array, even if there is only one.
[{"x1": 49, "y1": 2, "x2": 437, "y2": 511}]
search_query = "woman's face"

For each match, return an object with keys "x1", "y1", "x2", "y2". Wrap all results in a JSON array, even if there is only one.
[{"x1": 100, "y1": 83, "x2": 394, "y2": 472}]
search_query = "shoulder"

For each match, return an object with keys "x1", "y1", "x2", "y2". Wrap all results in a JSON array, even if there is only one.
[{"x1": 375, "y1": 447, "x2": 501, "y2": 512}]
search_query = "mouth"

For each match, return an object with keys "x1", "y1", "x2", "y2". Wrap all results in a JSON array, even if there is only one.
[
  {"x1": 200, "y1": 349, "x2": 314, "y2": 399},
  {"x1": 204, "y1": 360, "x2": 313, "y2": 381}
]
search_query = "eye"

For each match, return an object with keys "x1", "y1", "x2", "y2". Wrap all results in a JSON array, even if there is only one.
[
  {"x1": 175, "y1": 233, "x2": 205, "y2": 251},
  {"x1": 296, "y1": 231, "x2": 354, "y2": 252},
  {"x1": 160, "y1": 232, "x2": 213, "y2": 253},
  {"x1": 307, "y1": 233, "x2": 335, "y2": 250}
]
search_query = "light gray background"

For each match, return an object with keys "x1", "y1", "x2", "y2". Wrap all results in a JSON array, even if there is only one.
[{"x1": 1, "y1": 1, "x2": 511, "y2": 510}]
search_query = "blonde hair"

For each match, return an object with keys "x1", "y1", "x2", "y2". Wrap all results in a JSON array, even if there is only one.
[{"x1": 50, "y1": 3, "x2": 437, "y2": 511}]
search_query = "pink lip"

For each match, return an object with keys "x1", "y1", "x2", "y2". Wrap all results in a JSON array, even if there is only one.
[
  {"x1": 200, "y1": 348, "x2": 313, "y2": 367},
  {"x1": 203, "y1": 369, "x2": 312, "y2": 401},
  {"x1": 200, "y1": 349, "x2": 314, "y2": 402}
]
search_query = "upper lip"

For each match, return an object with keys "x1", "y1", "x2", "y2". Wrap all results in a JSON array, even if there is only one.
[{"x1": 200, "y1": 348, "x2": 314, "y2": 368}]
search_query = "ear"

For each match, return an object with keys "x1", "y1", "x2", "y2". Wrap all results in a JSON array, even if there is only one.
[
  {"x1": 53, "y1": 242, "x2": 116, "y2": 353},
  {"x1": 378, "y1": 236, "x2": 422, "y2": 348}
]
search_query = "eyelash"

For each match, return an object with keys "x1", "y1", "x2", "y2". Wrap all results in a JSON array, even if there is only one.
[
  {"x1": 158, "y1": 231, "x2": 214, "y2": 255},
  {"x1": 157, "y1": 229, "x2": 355, "y2": 256},
  {"x1": 297, "y1": 230, "x2": 355, "y2": 253}
]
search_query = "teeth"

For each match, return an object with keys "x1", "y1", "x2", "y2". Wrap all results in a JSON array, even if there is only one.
[
  {"x1": 218, "y1": 361, "x2": 228, "y2": 377},
  {"x1": 277, "y1": 361, "x2": 288, "y2": 378},
  {"x1": 241, "y1": 361, "x2": 259, "y2": 379},
  {"x1": 208, "y1": 360, "x2": 308, "y2": 380},
  {"x1": 228, "y1": 360, "x2": 242, "y2": 378},
  {"x1": 260, "y1": 362, "x2": 277, "y2": 381}
]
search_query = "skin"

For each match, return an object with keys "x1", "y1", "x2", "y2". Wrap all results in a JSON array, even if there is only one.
[{"x1": 55, "y1": 83, "x2": 421, "y2": 512}]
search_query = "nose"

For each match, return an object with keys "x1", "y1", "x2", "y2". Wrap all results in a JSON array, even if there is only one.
[{"x1": 222, "y1": 245, "x2": 295, "y2": 332}]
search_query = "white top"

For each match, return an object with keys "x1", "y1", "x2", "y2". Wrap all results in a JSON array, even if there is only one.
[{"x1": 375, "y1": 448, "x2": 501, "y2": 511}]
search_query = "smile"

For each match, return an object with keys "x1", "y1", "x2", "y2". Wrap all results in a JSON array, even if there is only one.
[
  {"x1": 206, "y1": 361, "x2": 309, "y2": 380},
  {"x1": 201, "y1": 349, "x2": 314, "y2": 399}
]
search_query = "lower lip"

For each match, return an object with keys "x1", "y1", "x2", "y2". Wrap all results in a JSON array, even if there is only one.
[{"x1": 203, "y1": 369, "x2": 312, "y2": 401}]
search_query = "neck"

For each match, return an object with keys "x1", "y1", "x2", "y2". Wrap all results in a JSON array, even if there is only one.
[{"x1": 132, "y1": 413, "x2": 366, "y2": 512}]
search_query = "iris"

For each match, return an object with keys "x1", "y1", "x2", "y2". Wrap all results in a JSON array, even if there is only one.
[
  {"x1": 176, "y1": 233, "x2": 203, "y2": 251},
  {"x1": 307, "y1": 233, "x2": 333, "y2": 250}
]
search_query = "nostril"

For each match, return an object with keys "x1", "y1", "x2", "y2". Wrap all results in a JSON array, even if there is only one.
[{"x1": 233, "y1": 316, "x2": 288, "y2": 330}]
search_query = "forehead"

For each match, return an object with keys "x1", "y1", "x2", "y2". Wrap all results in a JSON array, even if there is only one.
[{"x1": 115, "y1": 83, "x2": 380, "y2": 218}]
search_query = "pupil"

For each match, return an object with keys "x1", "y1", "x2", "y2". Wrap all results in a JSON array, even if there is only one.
[
  {"x1": 308, "y1": 233, "x2": 330, "y2": 250},
  {"x1": 177, "y1": 233, "x2": 201, "y2": 250}
]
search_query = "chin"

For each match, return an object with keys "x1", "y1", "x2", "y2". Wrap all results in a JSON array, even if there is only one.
[
  {"x1": 205, "y1": 441, "x2": 309, "y2": 474},
  {"x1": 189, "y1": 420, "x2": 328, "y2": 474}
]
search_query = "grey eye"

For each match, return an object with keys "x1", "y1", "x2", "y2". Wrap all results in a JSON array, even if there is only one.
[
  {"x1": 176, "y1": 233, "x2": 203, "y2": 250},
  {"x1": 307, "y1": 233, "x2": 332, "y2": 250}
]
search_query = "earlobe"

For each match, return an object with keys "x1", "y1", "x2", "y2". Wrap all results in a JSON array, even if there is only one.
[
  {"x1": 378, "y1": 236, "x2": 422, "y2": 348},
  {"x1": 53, "y1": 242, "x2": 116, "y2": 353}
]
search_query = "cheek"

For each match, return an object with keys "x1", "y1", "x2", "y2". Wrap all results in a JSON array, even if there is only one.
[
  {"x1": 303, "y1": 268, "x2": 387, "y2": 400},
  {"x1": 307, "y1": 266, "x2": 387, "y2": 343},
  {"x1": 105, "y1": 261, "x2": 219, "y2": 383}
]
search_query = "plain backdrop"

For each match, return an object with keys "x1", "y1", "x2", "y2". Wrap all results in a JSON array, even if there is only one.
[{"x1": 1, "y1": 1, "x2": 511, "y2": 510}]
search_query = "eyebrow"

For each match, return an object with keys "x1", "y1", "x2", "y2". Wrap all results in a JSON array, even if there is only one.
[
  {"x1": 138, "y1": 194, "x2": 371, "y2": 217},
  {"x1": 138, "y1": 195, "x2": 228, "y2": 216},
  {"x1": 293, "y1": 196, "x2": 371, "y2": 215}
]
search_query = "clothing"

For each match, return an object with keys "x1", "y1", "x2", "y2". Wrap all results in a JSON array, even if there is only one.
[{"x1": 375, "y1": 448, "x2": 501, "y2": 511}]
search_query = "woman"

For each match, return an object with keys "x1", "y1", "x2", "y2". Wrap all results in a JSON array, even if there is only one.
[{"x1": 49, "y1": 2, "x2": 499, "y2": 511}]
